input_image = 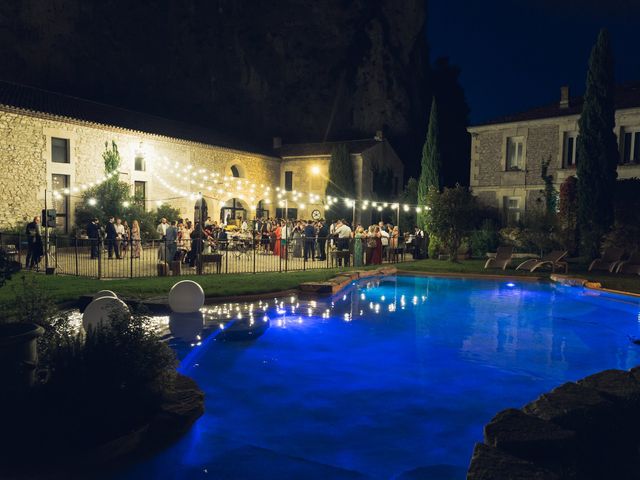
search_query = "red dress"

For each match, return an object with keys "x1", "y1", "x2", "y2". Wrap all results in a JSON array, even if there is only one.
[
  {"x1": 273, "y1": 226, "x2": 281, "y2": 257},
  {"x1": 371, "y1": 236, "x2": 383, "y2": 265}
]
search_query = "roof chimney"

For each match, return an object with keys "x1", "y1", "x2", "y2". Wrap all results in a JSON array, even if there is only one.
[
  {"x1": 273, "y1": 136, "x2": 282, "y2": 149},
  {"x1": 559, "y1": 86, "x2": 570, "y2": 109}
]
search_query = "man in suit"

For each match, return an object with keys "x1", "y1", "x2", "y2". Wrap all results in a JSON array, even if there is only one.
[
  {"x1": 106, "y1": 217, "x2": 120, "y2": 259},
  {"x1": 25, "y1": 216, "x2": 42, "y2": 269},
  {"x1": 165, "y1": 220, "x2": 179, "y2": 261},
  {"x1": 317, "y1": 220, "x2": 329, "y2": 261},
  {"x1": 87, "y1": 218, "x2": 100, "y2": 259},
  {"x1": 303, "y1": 220, "x2": 316, "y2": 262}
]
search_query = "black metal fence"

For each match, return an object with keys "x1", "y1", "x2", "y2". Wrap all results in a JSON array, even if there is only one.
[{"x1": 0, "y1": 232, "x2": 413, "y2": 279}]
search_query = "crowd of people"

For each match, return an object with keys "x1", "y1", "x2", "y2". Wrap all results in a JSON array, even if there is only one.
[{"x1": 74, "y1": 214, "x2": 427, "y2": 267}]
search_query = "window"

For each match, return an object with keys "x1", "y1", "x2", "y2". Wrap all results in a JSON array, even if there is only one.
[
  {"x1": 506, "y1": 136, "x2": 524, "y2": 171},
  {"x1": 563, "y1": 132, "x2": 578, "y2": 168},
  {"x1": 504, "y1": 196, "x2": 520, "y2": 225},
  {"x1": 52, "y1": 174, "x2": 70, "y2": 233},
  {"x1": 51, "y1": 137, "x2": 70, "y2": 163},
  {"x1": 285, "y1": 171, "x2": 293, "y2": 191},
  {"x1": 231, "y1": 165, "x2": 241, "y2": 178},
  {"x1": 134, "y1": 181, "x2": 146, "y2": 206},
  {"x1": 134, "y1": 155, "x2": 145, "y2": 171},
  {"x1": 621, "y1": 129, "x2": 640, "y2": 164}
]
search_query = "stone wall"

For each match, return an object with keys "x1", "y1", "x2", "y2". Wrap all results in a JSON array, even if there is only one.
[
  {"x1": 467, "y1": 367, "x2": 640, "y2": 479},
  {"x1": 0, "y1": 107, "x2": 281, "y2": 230},
  {"x1": 469, "y1": 107, "x2": 640, "y2": 220}
]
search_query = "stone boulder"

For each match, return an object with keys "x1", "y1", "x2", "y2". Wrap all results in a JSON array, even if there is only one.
[
  {"x1": 467, "y1": 443, "x2": 560, "y2": 480},
  {"x1": 483, "y1": 408, "x2": 576, "y2": 466}
]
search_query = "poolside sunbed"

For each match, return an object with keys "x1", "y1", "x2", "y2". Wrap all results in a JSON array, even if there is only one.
[
  {"x1": 616, "y1": 251, "x2": 640, "y2": 275},
  {"x1": 515, "y1": 250, "x2": 568, "y2": 273},
  {"x1": 588, "y1": 247, "x2": 624, "y2": 273},
  {"x1": 484, "y1": 246, "x2": 514, "y2": 270}
]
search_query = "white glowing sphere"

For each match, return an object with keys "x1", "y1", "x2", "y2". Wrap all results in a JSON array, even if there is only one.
[
  {"x1": 82, "y1": 296, "x2": 130, "y2": 332},
  {"x1": 169, "y1": 312, "x2": 205, "y2": 342},
  {"x1": 93, "y1": 290, "x2": 118, "y2": 300},
  {"x1": 168, "y1": 280, "x2": 205, "y2": 313}
]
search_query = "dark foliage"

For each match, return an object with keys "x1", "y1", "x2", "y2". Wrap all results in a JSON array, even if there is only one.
[
  {"x1": 325, "y1": 143, "x2": 355, "y2": 221},
  {"x1": 0, "y1": 248, "x2": 20, "y2": 288},
  {"x1": 418, "y1": 97, "x2": 442, "y2": 228},
  {"x1": 431, "y1": 57, "x2": 471, "y2": 187},
  {"x1": 559, "y1": 176, "x2": 579, "y2": 254},
  {"x1": 576, "y1": 29, "x2": 619, "y2": 258}
]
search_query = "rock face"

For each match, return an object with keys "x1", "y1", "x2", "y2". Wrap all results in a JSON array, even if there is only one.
[
  {"x1": 468, "y1": 368, "x2": 640, "y2": 480},
  {"x1": 0, "y1": 1, "x2": 430, "y2": 161}
]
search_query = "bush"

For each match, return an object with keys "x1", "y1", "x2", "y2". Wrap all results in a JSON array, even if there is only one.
[
  {"x1": 469, "y1": 219, "x2": 499, "y2": 258},
  {"x1": 23, "y1": 308, "x2": 178, "y2": 451}
]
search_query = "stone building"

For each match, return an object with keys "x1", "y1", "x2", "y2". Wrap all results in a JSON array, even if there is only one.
[
  {"x1": 276, "y1": 136, "x2": 404, "y2": 225},
  {"x1": 468, "y1": 83, "x2": 640, "y2": 224},
  {"x1": 0, "y1": 80, "x2": 403, "y2": 232}
]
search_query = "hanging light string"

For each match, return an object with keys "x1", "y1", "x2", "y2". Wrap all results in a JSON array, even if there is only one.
[{"x1": 50, "y1": 153, "x2": 430, "y2": 212}]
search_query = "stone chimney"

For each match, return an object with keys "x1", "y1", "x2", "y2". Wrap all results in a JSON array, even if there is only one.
[
  {"x1": 374, "y1": 130, "x2": 384, "y2": 141},
  {"x1": 559, "y1": 86, "x2": 570, "y2": 109},
  {"x1": 273, "y1": 136, "x2": 282, "y2": 149}
]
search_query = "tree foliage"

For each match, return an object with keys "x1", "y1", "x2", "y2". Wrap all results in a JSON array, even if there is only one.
[
  {"x1": 74, "y1": 142, "x2": 182, "y2": 237},
  {"x1": 425, "y1": 185, "x2": 477, "y2": 261},
  {"x1": 540, "y1": 157, "x2": 558, "y2": 217},
  {"x1": 559, "y1": 176, "x2": 579, "y2": 253},
  {"x1": 431, "y1": 57, "x2": 471, "y2": 187},
  {"x1": 417, "y1": 97, "x2": 443, "y2": 228},
  {"x1": 576, "y1": 28, "x2": 619, "y2": 258},
  {"x1": 325, "y1": 143, "x2": 355, "y2": 221}
]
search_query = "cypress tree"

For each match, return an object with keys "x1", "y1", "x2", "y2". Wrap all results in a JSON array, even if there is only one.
[
  {"x1": 576, "y1": 28, "x2": 619, "y2": 258},
  {"x1": 325, "y1": 143, "x2": 355, "y2": 221},
  {"x1": 417, "y1": 97, "x2": 442, "y2": 227}
]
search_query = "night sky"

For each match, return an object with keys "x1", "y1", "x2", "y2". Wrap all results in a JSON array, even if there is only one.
[{"x1": 429, "y1": 0, "x2": 640, "y2": 125}]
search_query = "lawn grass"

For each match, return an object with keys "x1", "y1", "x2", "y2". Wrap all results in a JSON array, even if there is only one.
[{"x1": 1, "y1": 258, "x2": 638, "y2": 306}]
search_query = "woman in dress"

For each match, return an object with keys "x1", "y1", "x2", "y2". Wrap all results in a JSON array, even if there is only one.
[
  {"x1": 365, "y1": 225, "x2": 376, "y2": 265},
  {"x1": 353, "y1": 226, "x2": 365, "y2": 267},
  {"x1": 371, "y1": 226, "x2": 383, "y2": 265},
  {"x1": 131, "y1": 220, "x2": 141, "y2": 258},
  {"x1": 273, "y1": 221, "x2": 281, "y2": 257},
  {"x1": 121, "y1": 220, "x2": 130, "y2": 255},
  {"x1": 292, "y1": 221, "x2": 303, "y2": 258},
  {"x1": 390, "y1": 226, "x2": 399, "y2": 249}
]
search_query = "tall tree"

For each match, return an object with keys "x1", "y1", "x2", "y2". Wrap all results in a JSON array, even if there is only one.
[
  {"x1": 417, "y1": 97, "x2": 442, "y2": 227},
  {"x1": 325, "y1": 143, "x2": 355, "y2": 221},
  {"x1": 576, "y1": 28, "x2": 619, "y2": 258},
  {"x1": 431, "y1": 57, "x2": 471, "y2": 187}
]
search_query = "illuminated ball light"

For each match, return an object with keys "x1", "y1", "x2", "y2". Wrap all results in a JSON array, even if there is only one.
[
  {"x1": 82, "y1": 296, "x2": 130, "y2": 332},
  {"x1": 93, "y1": 290, "x2": 118, "y2": 300},
  {"x1": 168, "y1": 280, "x2": 205, "y2": 313}
]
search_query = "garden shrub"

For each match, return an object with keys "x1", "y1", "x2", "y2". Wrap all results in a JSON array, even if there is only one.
[{"x1": 469, "y1": 219, "x2": 499, "y2": 258}]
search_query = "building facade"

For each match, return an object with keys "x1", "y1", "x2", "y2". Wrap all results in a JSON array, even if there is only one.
[
  {"x1": 468, "y1": 84, "x2": 640, "y2": 224},
  {"x1": 0, "y1": 81, "x2": 403, "y2": 232}
]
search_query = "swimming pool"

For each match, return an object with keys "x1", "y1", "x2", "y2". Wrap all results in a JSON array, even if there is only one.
[{"x1": 113, "y1": 275, "x2": 640, "y2": 479}]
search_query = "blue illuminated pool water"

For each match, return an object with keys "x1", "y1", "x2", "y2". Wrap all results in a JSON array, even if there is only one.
[{"x1": 113, "y1": 276, "x2": 640, "y2": 479}]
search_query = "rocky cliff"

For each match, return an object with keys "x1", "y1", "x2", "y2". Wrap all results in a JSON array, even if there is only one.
[{"x1": 0, "y1": 0, "x2": 430, "y2": 169}]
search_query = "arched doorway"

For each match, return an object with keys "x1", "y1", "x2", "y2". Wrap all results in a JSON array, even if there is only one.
[
  {"x1": 256, "y1": 199, "x2": 270, "y2": 219},
  {"x1": 221, "y1": 198, "x2": 248, "y2": 224}
]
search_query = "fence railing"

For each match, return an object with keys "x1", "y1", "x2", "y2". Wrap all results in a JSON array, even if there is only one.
[{"x1": 0, "y1": 231, "x2": 415, "y2": 279}]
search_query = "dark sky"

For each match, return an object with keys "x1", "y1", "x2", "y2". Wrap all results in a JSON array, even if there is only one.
[{"x1": 429, "y1": 0, "x2": 640, "y2": 124}]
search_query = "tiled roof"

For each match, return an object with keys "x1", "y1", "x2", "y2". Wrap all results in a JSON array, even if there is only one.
[
  {"x1": 474, "y1": 82, "x2": 640, "y2": 127},
  {"x1": 0, "y1": 79, "x2": 273, "y2": 156},
  {"x1": 278, "y1": 139, "x2": 381, "y2": 157}
]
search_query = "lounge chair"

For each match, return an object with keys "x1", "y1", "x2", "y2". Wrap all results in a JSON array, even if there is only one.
[
  {"x1": 484, "y1": 246, "x2": 514, "y2": 270},
  {"x1": 616, "y1": 251, "x2": 640, "y2": 275},
  {"x1": 515, "y1": 250, "x2": 568, "y2": 273},
  {"x1": 588, "y1": 247, "x2": 625, "y2": 273}
]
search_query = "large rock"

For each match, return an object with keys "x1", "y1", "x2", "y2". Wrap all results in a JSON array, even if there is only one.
[
  {"x1": 578, "y1": 369, "x2": 640, "y2": 409},
  {"x1": 522, "y1": 382, "x2": 616, "y2": 434},
  {"x1": 467, "y1": 443, "x2": 560, "y2": 480},
  {"x1": 483, "y1": 408, "x2": 576, "y2": 465}
]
